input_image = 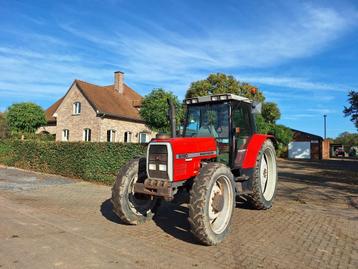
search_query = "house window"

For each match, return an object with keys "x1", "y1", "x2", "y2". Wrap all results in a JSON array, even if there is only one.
[
  {"x1": 73, "y1": 102, "x2": 81, "y2": 115},
  {"x1": 83, "y1": 128, "x2": 91, "y2": 142},
  {"x1": 139, "y1": 132, "x2": 149, "y2": 143},
  {"x1": 107, "y1": 129, "x2": 116, "y2": 142},
  {"x1": 124, "y1": 131, "x2": 132, "y2": 143},
  {"x1": 62, "y1": 129, "x2": 69, "y2": 141}
]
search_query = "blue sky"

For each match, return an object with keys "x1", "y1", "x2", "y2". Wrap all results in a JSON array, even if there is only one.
[{"x1": 0, "y1": 0, "x2": 357, "y2": 138}]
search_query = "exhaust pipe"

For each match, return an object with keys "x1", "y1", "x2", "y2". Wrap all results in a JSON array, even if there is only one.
[{"x1": 167, "y1": 98, "x2": 176, "y2": 138}]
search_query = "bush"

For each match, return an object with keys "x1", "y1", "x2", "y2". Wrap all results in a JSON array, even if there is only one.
[
  {"x1": 256, "y1": 115, "x2": 293, "y2": 157},
  {"x1": 0, "y1": 140, "x2": 146, "y2": 184},
  {"x1": 9, "y1": 132, "x2": 56, "y2": 141}
]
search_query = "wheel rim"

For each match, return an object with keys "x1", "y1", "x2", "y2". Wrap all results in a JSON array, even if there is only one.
[
  {"x1": 128, "y1": 175, "x2": 156, "y2": 216},
  {"x1": 208, "y1": 175, "x2": 233, "y2": 235},
  {"x1": 259, "y1": 148, "x2": 277, "y2": 201}
]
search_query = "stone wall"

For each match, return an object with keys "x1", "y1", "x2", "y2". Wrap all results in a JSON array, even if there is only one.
[
  {"x1": 55, "y1": 84, "x2": 100, "y2": 142},
  {"x1": 36, "y1": 125, "x2": 57, "y2": 135},
  {"x1": 99, "y1": 118, "x2": 154, "y2": 143}
]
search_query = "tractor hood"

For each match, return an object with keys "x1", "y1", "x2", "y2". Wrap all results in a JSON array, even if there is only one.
[
  {"x1": 151, "y1": 137, "x2": 217, "y2": 158},
  {"x1": 148, "y1": 137, "x2": 217, "y2": 181}
]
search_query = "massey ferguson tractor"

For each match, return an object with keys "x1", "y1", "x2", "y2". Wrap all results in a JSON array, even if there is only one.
[{"x1": 111, "y1": 93, "x2": 278, "y2": 245}]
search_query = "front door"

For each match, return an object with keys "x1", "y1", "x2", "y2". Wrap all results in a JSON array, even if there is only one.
[{"x1": 232, "y1": 103, "x2": 254, "y2": 167}]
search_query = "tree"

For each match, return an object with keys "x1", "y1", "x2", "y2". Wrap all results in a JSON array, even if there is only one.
[
  {"x1": 6, "y1": 103, "x2": 46, "y2": 133},
  {"x1": 186, "y1": 73, "x2": 292, "y2": 156},
  {"x1": 0, "y1": 113, "x2": 9, "y2": 138},
  {"x1": 343, "y1": 90, "x2": 358, "y2": 130},
  {"x1": 334, "y1": 132, "x2": 358, "y2": 151},
  {"x1": 140, "y1": 89, "x2": 183, "y2": 133},
  {"x1": 262, "y1": 102, "x2": 281, "y2": 124},
  {"x1": 270, "y1": 124, "x2": 293, "y2": 146},
  {"x1": 255, "y1": 115, "x2": 271, "y2": 134},
  {"x1": 186, "y1": 73, "x2": 265, "y2": 102},
  {"x1": 255, "y1": 115, "x2": 293, "y2": 156}
]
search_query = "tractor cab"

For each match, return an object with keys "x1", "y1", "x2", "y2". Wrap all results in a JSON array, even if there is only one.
[{"x1": 183, "y1": 94, "x2": 259, "y2": 169}]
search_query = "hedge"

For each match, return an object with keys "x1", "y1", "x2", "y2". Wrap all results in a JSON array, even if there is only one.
[{"x1": 0, "y1": 140, "x2": 146, "y2": 184}]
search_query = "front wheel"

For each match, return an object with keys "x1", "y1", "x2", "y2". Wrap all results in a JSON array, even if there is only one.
[
  {"x1": 188, "y1": 163, "x2": 235, "y2": 246},
  {"x1": 249, "y1": 140, "x2": 278, "y2": 209},
  {"x1": 111, "y1": 158, "x2": 159, "y2": 224}
]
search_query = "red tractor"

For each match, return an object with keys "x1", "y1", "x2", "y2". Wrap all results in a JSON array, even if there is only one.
[{"x1": 111, "y1": 93, "x2": 278, "y2": 245}]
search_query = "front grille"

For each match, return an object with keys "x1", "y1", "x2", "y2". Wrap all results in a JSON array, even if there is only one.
[{"x1": 148, "y1": 144, "x2": 169, "y2": 180}]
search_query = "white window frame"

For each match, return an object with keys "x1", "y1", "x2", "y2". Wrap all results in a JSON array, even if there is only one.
[
  {"x1": 107, "y1": 129, "x2": 116, "y2": 142},
  {"x1": 62, "y1": 129, "x2": 69, "y2": 141},
  {"x1": 139, "y1": 132, "x2": 149, "y2": 144},
  {"x1": 124, "y1": 131, "x2": 132, "y2": 143},
  {"x1": 83, "y1": 128, "x2": 91, "y2": 142},
  {"x1": 73, "y1": 102, "x2": 81, "y2": 115}
]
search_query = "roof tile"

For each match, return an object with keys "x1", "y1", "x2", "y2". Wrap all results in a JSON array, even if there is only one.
[{"x1": 45, "y1": 80, "x2": 143, "y2": 123}]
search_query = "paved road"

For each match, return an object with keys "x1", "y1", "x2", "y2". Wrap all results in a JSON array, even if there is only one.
[{"x1": 0, "y1": 160, "x2": 357, "y2": 269}]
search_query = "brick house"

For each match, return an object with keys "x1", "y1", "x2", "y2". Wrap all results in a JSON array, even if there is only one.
[{"x1": 38, "y1": 71, "x2": 154, "y2": 143}]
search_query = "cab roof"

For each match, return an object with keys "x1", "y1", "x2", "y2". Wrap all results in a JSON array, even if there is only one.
[{"x1": 184, "y1": 93, "x2": 252, "y2": 105}]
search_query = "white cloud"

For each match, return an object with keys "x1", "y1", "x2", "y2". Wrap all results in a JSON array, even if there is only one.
[
  {"x1": 1, "y1": 2, "x2": 357, "y2": 105},
  {"x1": 237, "y1": 75, "x2": 349, "y2": 92},
  {"x1": 57, "y1": 3, "x2": 357, "y2": 94},
  {"x1": 281, "y1": 113, "x2": 317, "y2": 120},
  {"x1": 0, "y1": 46, "x2": 82, "y2": 62},
  {"x1": 281, "y1": 107, "x2": 337, "y2": 121},
  {"x1": 307, "y1": 108, "x2": 337, "y2": 114}
]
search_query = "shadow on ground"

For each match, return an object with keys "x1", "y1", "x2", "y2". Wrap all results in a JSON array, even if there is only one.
[
  {"x1": 100, "y1": 199, "x2": 126, "y2": 225},
  {"x1": 100, "y1": 192, "x2": 253, "y2": 245},
  {"x1": 277, "y1": 159, "x2": 358, "y2": 219},
  {"x1": 278, "y1": 159, "x2": 358, "y2": 196},
  {"x1": 154, "y1": 202, "x2": 201, "y2": 245},
  {"x1": 279, "y1": 158, "x2": 358, "y2": 173},
  {"x1": 100, "y1": 196, "x2": 201, "y2": 244}
]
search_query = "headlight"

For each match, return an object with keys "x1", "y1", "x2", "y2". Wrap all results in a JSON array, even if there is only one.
[
  {"x1": 158, "y1": 164, "x2": 167, "y2": 171},
  {"x1": 149, "y1": 163, "x2": 156, "y2": 170}
]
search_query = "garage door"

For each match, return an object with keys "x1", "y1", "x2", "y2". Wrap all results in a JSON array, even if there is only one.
[{"x1": 288, "y1": 142, "x2": 311, "y2": 159}]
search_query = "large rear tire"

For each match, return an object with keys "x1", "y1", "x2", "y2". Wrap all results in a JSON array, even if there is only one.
[
  {"x1": 111, "y1": 158, "x2": 159, "y2": 225},
  {"x1": 249, "y1": 140, "x2": 278, "y2": 210},
  {"x1": 188, "y1": 163, "x2": 235, "y2": 246}
]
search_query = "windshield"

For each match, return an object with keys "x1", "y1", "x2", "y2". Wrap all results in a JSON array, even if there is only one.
[
  {"x1": 184, "y1": 102, "x2": 229, "y2": 140},
  {"x1": 184, "y1": 102, "x2": 230, "y2": 164}
]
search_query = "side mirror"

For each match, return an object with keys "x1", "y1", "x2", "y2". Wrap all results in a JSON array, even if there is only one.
[{"x1": 252, "y1": 102, "x2": 262, "y2": 114}]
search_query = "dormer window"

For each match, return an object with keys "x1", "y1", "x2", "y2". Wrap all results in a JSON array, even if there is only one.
[{"x1": 73, "y1": 102, "x2": 81, "y2": 115}]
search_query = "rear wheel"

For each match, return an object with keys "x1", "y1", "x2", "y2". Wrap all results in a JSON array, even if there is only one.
[
  {"x1": 249, "y1": 140, "x2": 278, "y2": 209},
  {"x1": 111, "y1": 158, "x2": 159, "y2": 224},
  {"x1": 188, "y1": 163, "x2": 235, "y2": 246}
]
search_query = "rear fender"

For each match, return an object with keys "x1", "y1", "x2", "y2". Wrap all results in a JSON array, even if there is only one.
[{"x1": 241, "y1": 134, "x2": 274, "y2": 169}]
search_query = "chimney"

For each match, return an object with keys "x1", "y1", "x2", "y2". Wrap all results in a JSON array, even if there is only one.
[{"x1": 114, "y1": 71, "x2": 124, "y2": 94}]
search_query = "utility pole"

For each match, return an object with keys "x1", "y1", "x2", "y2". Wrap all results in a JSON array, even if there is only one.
[{"x1": 323, "y1": 115, "x2": 327, "y2": 139}]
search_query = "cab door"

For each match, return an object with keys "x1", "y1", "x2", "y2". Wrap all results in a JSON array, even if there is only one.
[{"x1": 232, "y1": 102, "x2": 254, "y2": 168}]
